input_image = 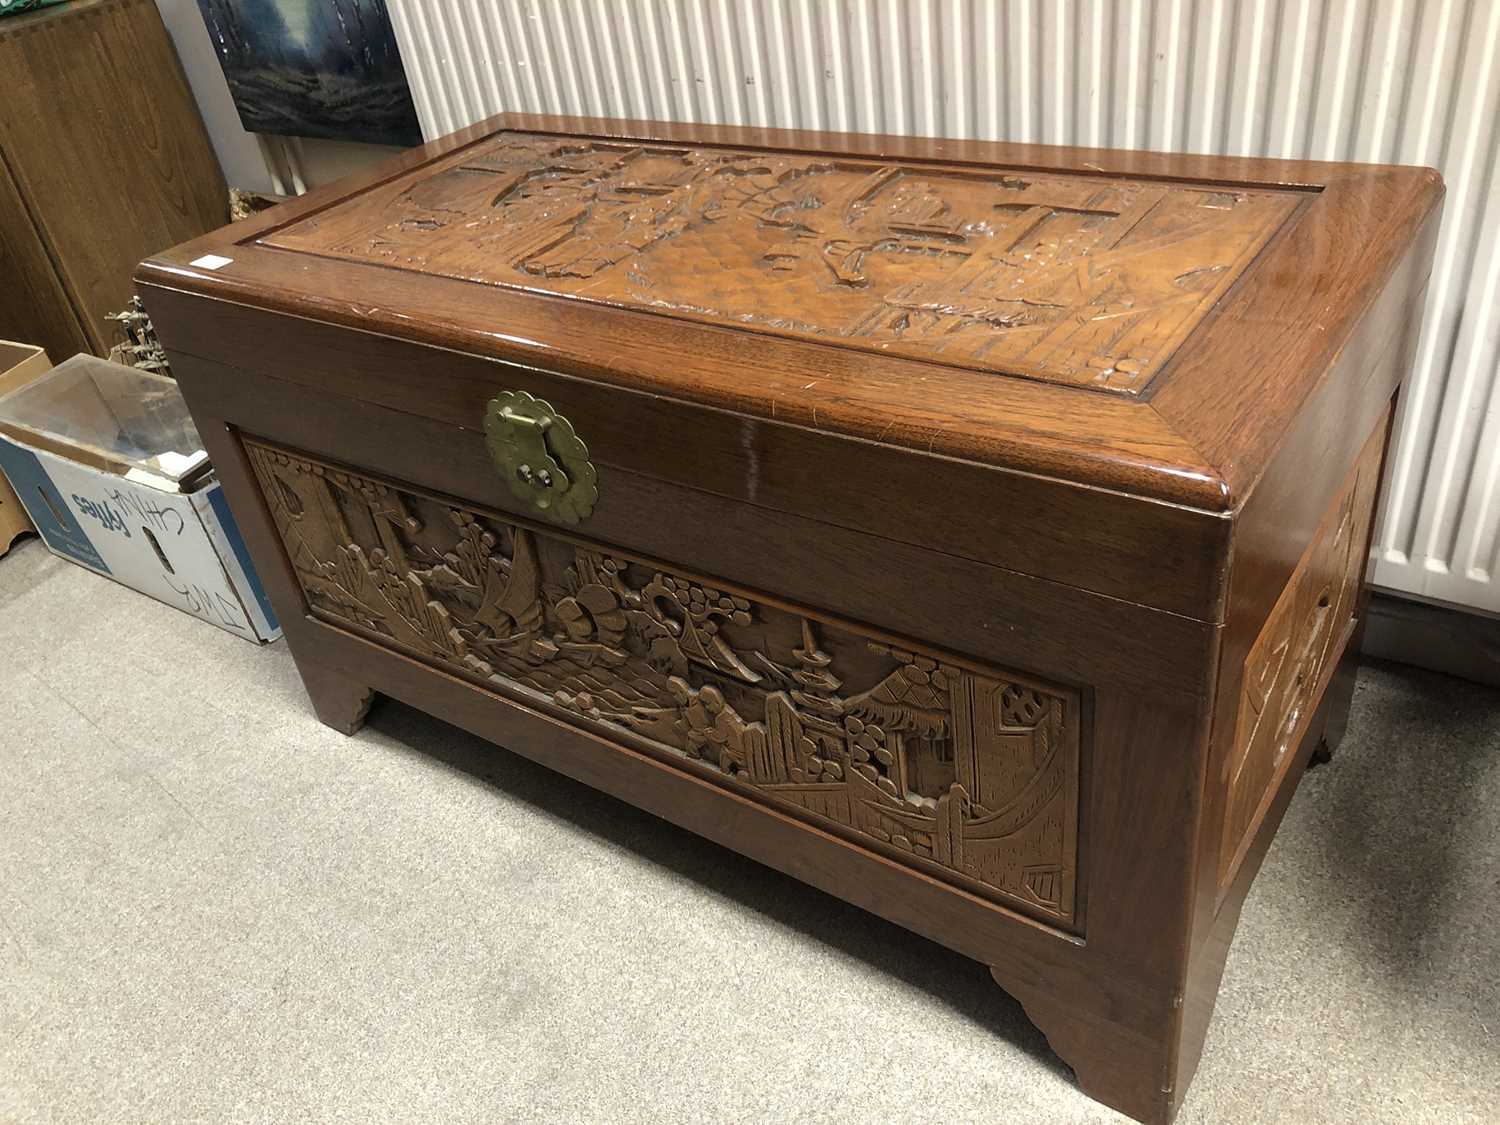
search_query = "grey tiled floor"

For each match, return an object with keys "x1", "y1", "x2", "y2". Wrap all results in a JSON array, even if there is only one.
[{"x1": 2, "y1": 538, "x2": 1497, "y2": 1123}]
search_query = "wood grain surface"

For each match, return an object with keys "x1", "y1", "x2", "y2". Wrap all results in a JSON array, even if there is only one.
[
  {"x1": 0, "y1": 151, "x2": 91, "y2": 360},
  {"x1": 1219, "y1": 420, "x2": 1385, "y2": 891},
  {"x1": 0, "y1": 0, "x2": 226, "y2": 361},
  {"x1": 137, "y1": 112, "x2": 1442, "y2": 511},
  {"x1": 157, "y1": 354, "x2": 1219, "y2": 702},
  {"x1": 246, "y1": 437, "x2": 1083, "y2": 924},
  {"x1": 265, "y1": 131, "x2": 1300, "y2": 394},
  {"x1": 139, "y1": 285, "x2": 1233, "y2": 620},
  {"x1": 141, "y1": 113, "x2": 1445, "y2": 1125}
]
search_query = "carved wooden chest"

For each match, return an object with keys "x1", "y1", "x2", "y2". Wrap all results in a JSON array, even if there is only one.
[{"x1": 138, "y1": 115, "x2": 1442, "y2": 1124}]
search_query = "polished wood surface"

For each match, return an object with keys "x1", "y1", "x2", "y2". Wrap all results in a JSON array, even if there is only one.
[
  {"x1": 137, "y1": 112, "x2": 1440, "y2": 510},
  {"x1": 246, "y1": 437, "x2": 1082, "y2": 924},
  {"x1": 152, "y1": 353, "x2": 1219, "y2": 702},
  {"x1": 265, "y1": 131, "x2": 1300, "y2": 394},
  {"x1": 0, "y1": 0, "x2": 226, "y2": 363},
  {"x1": 1219, "y1": 417, "x2": 1386, "y2": 893},
  {"x1": 140, "y1": 114, "x2": 1443, "y2": 1125},
  {"x1": 0, "y1": 154, "x2": 91, "y2": 362},
  {"x1": 139, "y1": 287, "x2": 1232, "y2": 618}
]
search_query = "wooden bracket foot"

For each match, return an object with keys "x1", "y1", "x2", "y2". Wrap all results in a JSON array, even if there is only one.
[
  {"x1": 299, "y1": 663, "x2": 376, "y2": 735},
  {"x1": 992, "y1": 965, "x2": 1180, "y2": 1125}
]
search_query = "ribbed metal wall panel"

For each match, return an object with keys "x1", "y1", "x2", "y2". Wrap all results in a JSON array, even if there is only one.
[{"x1": 388, "y1": 0, "x2": 1500, "y2": 611}]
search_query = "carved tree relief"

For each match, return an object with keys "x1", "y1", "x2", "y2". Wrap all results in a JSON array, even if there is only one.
[
  {"x1": 1219, "y1": 427, "x2": 1385, "y2": 889},
  {"x1": 265, "y1": 132, "x2": 1301, "y2": 394},
  {"x1": 245, "y1": 440, "x2": 1081, "y2": 926}
]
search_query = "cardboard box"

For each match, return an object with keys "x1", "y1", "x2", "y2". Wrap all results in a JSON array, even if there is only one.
[
  {"x1": 0, "y1": 340, "x2": 51, "y2": 557},
  {"x1": 0, "y1": 354, "x2": 279, "y2": 643}
]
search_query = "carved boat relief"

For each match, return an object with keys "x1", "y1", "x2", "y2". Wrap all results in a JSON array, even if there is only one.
[
  {"x1": 245, "y1": 440, "x2": 1081, "y2": 926},
  {"x1": 1219, "y1": 425, "x2": 1386, "y2": 889},
  {"x1": 264, "y1": 131, "x2": 1301, "y2": 394}
]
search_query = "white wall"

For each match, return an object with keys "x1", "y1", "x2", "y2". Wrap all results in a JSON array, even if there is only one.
[{"x1": 386, "y1": 0, "x2": 1500, "y2": 615}]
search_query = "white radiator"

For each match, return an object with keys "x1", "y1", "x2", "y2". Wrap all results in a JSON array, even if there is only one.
[{"x1": 387, "y1": 0, "x2": 1500, "y2": 612}]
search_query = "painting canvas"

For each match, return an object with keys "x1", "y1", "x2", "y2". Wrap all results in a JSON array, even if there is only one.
[{"x1": 196, "y1": 0, "x2": 423, "y2": 148}]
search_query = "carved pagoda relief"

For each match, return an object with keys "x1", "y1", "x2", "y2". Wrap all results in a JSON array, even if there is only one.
[
  {"x1": 264, "y1": 132, "x2": 1301, "y2": 394},
  {"x1": 244, "y1": 439, "x2": 1081, "y2": 925},
  {"x1": 1219, "y1": 428, "x2": 1385, "y2": 890}
]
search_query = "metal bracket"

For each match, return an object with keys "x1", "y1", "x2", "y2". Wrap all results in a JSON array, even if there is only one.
[{"x1": 483, "y1": 389, "x2": 597, "y2": 523}]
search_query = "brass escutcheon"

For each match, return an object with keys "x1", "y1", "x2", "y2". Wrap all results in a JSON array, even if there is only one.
[{"x1": 483, "y1": 390, "x2": 597, "y2": 523}]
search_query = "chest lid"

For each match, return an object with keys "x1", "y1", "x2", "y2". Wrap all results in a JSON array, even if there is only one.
[
  {"x1": 262, "y1": 134, "x2": 1298, "y2": 398},
  {"x1": 139, "y1": 115, "x2": 1438, "y2": 512},
  {"x1": 137, "y1": 116, "x2": 1441, "y2": 622}
]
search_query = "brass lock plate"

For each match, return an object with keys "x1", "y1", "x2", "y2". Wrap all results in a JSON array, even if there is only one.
[{"x1": 484, "y1": 390, "x2": 597, "y2": 523}]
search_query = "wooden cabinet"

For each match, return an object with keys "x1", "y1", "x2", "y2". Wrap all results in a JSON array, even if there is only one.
[
  {"x1": 0, "y1": 0, "x2": 226, "y2": 364},
  {"x1": 138, "y1": 114, "x2": 1443, "y2": 1124}
]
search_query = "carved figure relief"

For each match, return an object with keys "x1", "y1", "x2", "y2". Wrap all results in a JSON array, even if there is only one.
[
  {"x1": 1219, "y1": 428, "x2": 1385, "y2": 889},
  {"x1": 245, "y1": 439, "x2": 1081, "y2": 925},
  {"x1": 265, "y1": 132, "x2": 1301, "y2": 394}
]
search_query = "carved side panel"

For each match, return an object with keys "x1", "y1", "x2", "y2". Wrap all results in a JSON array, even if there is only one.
[
  {"x1": 244, "y1": 439, "x2": 1082, "y2": 927},
  {"x1": 264, "y1": 132, "x2": 1301, "y2": 394},
  {"x1": 1218, "y1": 426, "x2": 1386, "y2": 889}
]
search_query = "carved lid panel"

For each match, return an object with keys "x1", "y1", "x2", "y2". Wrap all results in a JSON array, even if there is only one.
[{"x1": 263, "y1": 132, "x2": 1301, "y2": 395}]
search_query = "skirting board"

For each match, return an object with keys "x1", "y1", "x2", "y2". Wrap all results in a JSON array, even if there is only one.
[{"x1": 1363, "y1": 590, "x2": 1500, "y2": 687}]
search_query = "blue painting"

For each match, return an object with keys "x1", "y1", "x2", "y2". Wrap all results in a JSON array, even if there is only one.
[{"x1": 196, "y1": 0, "x2": 422, "y2": 148}]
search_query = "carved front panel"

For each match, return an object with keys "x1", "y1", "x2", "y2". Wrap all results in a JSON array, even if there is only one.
[
  {"x1": 264, "y1": 132, "x2": 1300, "y2": 394},
  {"x1": 245, "y1": 439, "x2": 1081, "y2": 926},
  {"x1": 1219, "y1": 424, "x2": 1386, "y2": 889}
]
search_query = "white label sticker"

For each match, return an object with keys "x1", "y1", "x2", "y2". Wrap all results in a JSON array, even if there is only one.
[
  {"x1": 152, "y1": 449, "x2": 209, "y2": 477},
  {"x1": 190, "y1": 254, "x2": 234, "y2": 270}
]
